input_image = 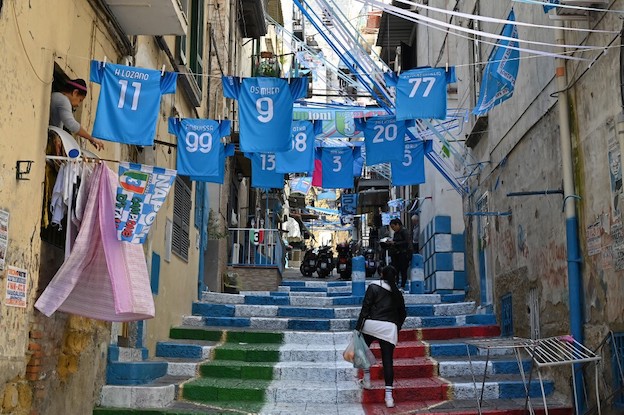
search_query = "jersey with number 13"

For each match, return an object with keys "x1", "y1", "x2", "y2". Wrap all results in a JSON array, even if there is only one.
[
  {"x1": 90, "y1": 60, "x2": 177, "y2": 145},
  {"x1": 222, "y1": 76, "x2": 308, "y2": 153}
]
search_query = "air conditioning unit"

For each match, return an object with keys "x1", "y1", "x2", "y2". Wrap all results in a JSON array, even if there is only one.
[{"x1": 555, "y1": 0, "x2": 609, "y2": 16}]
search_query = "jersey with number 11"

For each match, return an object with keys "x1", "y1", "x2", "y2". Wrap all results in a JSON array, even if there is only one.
[
  {"x1": 222, "y1": 76, "x2": 308, "y2": 153},
  {"x1": 90, "y1": 60, "x2": 177, "y2": 145}
]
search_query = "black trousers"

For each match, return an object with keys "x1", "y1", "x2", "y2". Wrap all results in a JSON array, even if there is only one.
[
  {"x1": 362, "y1": 333, "x2": 396, "y2": 387},
  {"x1": 391, "y1": 253, "x2": 410, "y2": 288}
]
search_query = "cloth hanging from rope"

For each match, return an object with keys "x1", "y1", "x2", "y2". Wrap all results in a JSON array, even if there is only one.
[{"x1": 35, "y1": 163, "x2": 154, "y2": 322}]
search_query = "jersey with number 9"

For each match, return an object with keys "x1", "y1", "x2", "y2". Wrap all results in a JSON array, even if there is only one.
[
  {"x1": 168, "y1": 118, "x2": 231, "y2": 177},
  {"x1": 222, "y1": 76, "x2": 308, "y2": 153},
  {"x1": 90, "y1": 60, "x2": 177, "y2": 145}
]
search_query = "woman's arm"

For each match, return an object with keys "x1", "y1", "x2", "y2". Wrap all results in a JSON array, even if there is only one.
[
  {"x1": 76, "y1": 127, "x2": 105, "y2": 151},
  {"x1": 355, "y1": 286, "x2": 376, "y2": 331}
]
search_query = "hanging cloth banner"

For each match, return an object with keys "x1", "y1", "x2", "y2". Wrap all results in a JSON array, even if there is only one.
[
  {"x1": 115, "y1": 162, "x2": 176, "y2": 243},
  {"x1": 35, "y1": 163, "x2": 155, "y2": 321}
]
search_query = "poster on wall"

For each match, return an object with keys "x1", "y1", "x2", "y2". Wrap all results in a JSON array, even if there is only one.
[
  {"x1": 586, "y1": 220, "x2": 602, "y2": 256},
  {"x1": 0, "y1": 209, "x2": 8, "y2": 272},
  {"x1": 608, "y1": 134, "x2": 623, "y2": 220},
  {"x1": 5, "y1": 266, "x2": 27, "y2": 308}
]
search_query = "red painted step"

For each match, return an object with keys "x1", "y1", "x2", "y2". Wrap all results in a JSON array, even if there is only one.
[
  {"x1": 362, "y1": 402, "x2": 573, "y2": 415},
  {"x1": 399, "y1": 325, "x2": 501, "y2": 342},
  {"x1": 367, "y1": 357, "x2": 437, "y2": 380},
  {"x1": 370, "y1": 340, "x2": 427, "y2": 359},
  {"x1": 362, "y1": 377, "x2": 450, "y2": 403}
]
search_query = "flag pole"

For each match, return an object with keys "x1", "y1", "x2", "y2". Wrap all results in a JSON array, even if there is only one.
[{"x1": 554, "y1": 19, "x2": 585, "y2": 414}]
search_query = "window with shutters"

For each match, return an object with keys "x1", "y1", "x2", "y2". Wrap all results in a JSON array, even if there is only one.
[{"x1": 172, "y1": 176, "x2": 192, "y2": 261}]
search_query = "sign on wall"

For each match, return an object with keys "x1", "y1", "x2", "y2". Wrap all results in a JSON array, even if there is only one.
[
  {"x1": 5, "y1": 266, "x2": 27, "y2": 308},
  {"x1": 0, "y1": 209, "x2": 8, "y2": 272}
]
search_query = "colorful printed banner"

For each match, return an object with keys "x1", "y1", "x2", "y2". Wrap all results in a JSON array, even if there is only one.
[
  {"x1": 5, "y1": 266, "x2": 28, "y2": 308},
  {"x1": 115, "y1": 162, "x2": 176, "y2": 243}
]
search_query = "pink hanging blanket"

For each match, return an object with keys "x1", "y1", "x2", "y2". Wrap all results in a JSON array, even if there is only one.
[{"x1": 35, "y1": 163, "x2": 155, "y2": 321}]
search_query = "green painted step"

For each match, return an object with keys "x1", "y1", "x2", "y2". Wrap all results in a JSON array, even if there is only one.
[
  {"x1": 214, "y1": 342, "x2": 281, "y2": 362},
  {"x1": 199, "y1": 360, "x2": 274, "y2": 379}
]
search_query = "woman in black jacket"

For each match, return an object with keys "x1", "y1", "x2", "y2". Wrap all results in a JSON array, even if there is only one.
[{"x1": 355, "y1": 265, "x2": 407, "y2": 408}]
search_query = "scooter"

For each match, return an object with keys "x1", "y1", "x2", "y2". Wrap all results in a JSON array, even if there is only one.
[
  {"x1": 316, "y1": 245, "x2": 334, "y2": 278},
  {"x1": 336, "y1": 242, "x2": 353, "y2": 280},
  {"x1": 363, "y1": 246, "x2": 378, "y2": 278},
  {"x1": 300, "y1": 247, "x2": 317, "y2": 277}
]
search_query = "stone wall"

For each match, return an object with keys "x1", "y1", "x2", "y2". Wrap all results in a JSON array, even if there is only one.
[{"x1": 227, "y1": 267, "x2": 282, "y2": 292}]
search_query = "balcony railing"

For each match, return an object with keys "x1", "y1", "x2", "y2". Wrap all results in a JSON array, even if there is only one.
[{"x1": 228, "y1": 228, "x2": 285, "y2": 273}]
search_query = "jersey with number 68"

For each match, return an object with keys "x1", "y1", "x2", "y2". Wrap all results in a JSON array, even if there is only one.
[
  {"x1": 222, "y1": 76, "x2": 308, "y2": 153},
  {"x1": 168, "y1": 118, "x2": 231, "y2": 177},
  {"x1": 90, "y1": 60, "x2": 177, "y2": 145},
  {"x1": 275, "y1": 120, "x2": 322, "y2": 174}
]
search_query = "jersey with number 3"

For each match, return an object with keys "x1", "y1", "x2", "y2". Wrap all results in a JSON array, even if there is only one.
[
  {"x1": 355, "y1": 116, "x2": 406, "y2": 166},
  {"x1": 321, "y1": 147, "x2": 354, "y2": 189},
  {"x1": 90, "y1": 60, "x2": 177, "y2": 145},
  {"x1": 275, "y1": 120, "x2": 321, "y2": 174},
  {"x1": 246, "y1": 153, "x2": 285, "y2": 189},
  {"x1": 168, "y1": 118, "x2": 231, "y2": 177},
  {"x1": 222, "y1": 76, "x2": 308, "y2": 153},
  {"x1": 385, "y1": 67, "x2": 455, "y2": 121},
  {"x1": 391, "y1": 140, "x2": 425, "y2": 185}
]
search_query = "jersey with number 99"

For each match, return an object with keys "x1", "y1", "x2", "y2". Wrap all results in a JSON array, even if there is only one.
[
  {"x1": 168, "y1": 118, "x2": 231, "y2": 177},
  {"x1": 90, "y1": 60, "x2": 177, "y2": 145},
  {"x1": 222, "y1": 76, "x2": 308, "y2": 153}
]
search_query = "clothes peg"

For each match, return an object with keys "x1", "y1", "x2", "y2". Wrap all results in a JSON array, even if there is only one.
[
  {"x1": 161, "y1": 64, "x2": 166, "y2": 76},
  {"x1": 103, "y1": 56, "x2": 107, "y2": 68}
]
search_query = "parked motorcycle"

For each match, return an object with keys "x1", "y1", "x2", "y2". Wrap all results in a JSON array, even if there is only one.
[
  {"x1": 363, "y1": 246, "x2": 378, "y2": 278},
  {"x1": 315, "y1": 245, "x2": 334, "y2": 278},
  {"x1": 300, "y1": 247, "x2": 318, "y2": 277},
  {"x1": 336, "y1": 241, "x2": 353, "y2": 280}
]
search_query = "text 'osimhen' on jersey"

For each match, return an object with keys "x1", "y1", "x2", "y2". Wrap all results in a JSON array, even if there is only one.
[
  {"x1": 222, "y1": 76, "x2": 308, "y2": 153},
  {"x1": 90, "y1": 60, "x2": 177, "y2": 146}
]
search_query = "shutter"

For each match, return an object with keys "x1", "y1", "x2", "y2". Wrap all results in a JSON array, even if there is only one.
[{"x1": 172, "y1": 176, "x2": 192, "y2": 261}]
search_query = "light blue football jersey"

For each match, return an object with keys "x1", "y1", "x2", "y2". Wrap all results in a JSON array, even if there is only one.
[
  {"x1": 391, "y1": 140, "x2": 425, "y2": 185},
  {"x1": 275, "y1": 120, "x2": 322, "y2": 174},
  {"x1": 168, "y1": 118, "x2": 231, "y2": 177},
  {"x1": 246, "y1": 153, "x2": 285, "y2": 189},
  {"x1": 385, "y1": 67, "x2": 455, "y2": 121},
  {"x1": 321, "y1": 147, "x2": 354, "y2": 189},
  {"x1": 355, "y1": 116, "x2": 406, "y2": 166},
  {"x1": 222, "y1": 76, "x2": 308, "y2": 153},
  {"x1": 191, "y1": 144, "x2": 235, "y2": 184},
  {"x1": 90, "y1": 60, "x2": 177, "y2": 145}
]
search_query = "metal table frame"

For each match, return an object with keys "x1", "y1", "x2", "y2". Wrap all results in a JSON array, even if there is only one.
[{"x1": 464, "y1": 336, "x2": 602, "y2": 415}]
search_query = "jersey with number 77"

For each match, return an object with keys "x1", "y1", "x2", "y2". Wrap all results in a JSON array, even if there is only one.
[
  {"x1": 222, "y1": 76, "x2": 308, "y2": 153},
  {"x1": 385, "y1": 66, "x2": 455, "y2": 121},
  {"x1": 90, "y1": 60, "x2": 177, "y2": 145}
]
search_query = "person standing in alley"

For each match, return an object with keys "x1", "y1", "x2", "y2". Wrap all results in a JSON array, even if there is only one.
[
  {"x1": 355, "y1": 265, "x2": 407, "y2": 408},
  {"x1": 388, "y1": 218, "x2": 411, "y2": 290}
]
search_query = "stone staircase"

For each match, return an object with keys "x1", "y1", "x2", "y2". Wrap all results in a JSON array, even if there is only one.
[{"x1": 93, "y1": 279, "x2": 573, "y2": 415}]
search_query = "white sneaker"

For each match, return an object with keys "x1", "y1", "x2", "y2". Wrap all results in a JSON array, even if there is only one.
[
  {"x1": 385, "y1": 396, "x2": 395, "y2": 408},
  {"x1": 358, "y1": 378, "x2": 372, "y2": 389}
]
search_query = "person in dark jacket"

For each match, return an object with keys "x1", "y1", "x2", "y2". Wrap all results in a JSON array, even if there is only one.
[
  {"x1": 388, "y1": 218, "x2": 411, "y2": 289},
  {"x1": 355, "y1": 265, "x2": 407, "y2": 408}
]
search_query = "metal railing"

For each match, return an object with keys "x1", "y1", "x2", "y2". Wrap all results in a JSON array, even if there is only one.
[{"x1": 228, "y1": 228, "x2": 285, "y2": 273}]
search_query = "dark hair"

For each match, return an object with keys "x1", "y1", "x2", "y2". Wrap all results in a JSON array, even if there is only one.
[
  {"x1": 381, "y1": 265, "x2": 402, "y2": 299},
  {"x1": 60, "y1": 78, "x2": 88, "y2": 96},
  {"x1": 390, "y1": 218, "x2": 403, "y2": 227}
]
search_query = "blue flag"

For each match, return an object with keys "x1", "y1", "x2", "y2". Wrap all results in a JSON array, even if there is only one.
[{"x1": 473, "y1": 10, "x2": 519, "y2": 116}]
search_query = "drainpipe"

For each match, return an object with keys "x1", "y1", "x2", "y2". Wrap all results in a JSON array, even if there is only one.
[
  {"x1": 554, "y1": 21, "x2": 585, "y2": 413},
  {"x1": 197, "y1": 183, "x2": 209, "y2": 297}
]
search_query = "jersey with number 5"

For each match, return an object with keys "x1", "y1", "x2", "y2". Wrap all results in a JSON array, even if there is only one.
[
  {"x1": 385, "y1": 67, "x2": 455, "y2": 121},
  {"x1": 355, "y1": 116, "x2": 407, "y2": 166},
  {"x1": 90, "y1": 60, "x2": 177, "y2": 145},
  {"x1": 222, "y1": 76, "x2": 308, "y2": 153},
  {"x1": 168, "y1": 118, "x2": 231, "y2": 177},
  {"x1": 391, "y1": 140, "x2": 425, "y2": 186}
]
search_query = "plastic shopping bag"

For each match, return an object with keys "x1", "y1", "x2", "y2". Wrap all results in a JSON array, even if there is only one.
[{"x1": 345, "y1": 330, "x2": 376, "y2": 369}]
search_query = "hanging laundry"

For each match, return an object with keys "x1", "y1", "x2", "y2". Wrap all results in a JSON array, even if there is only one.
[
  {"x1": 89, "y1": 60, "x2": 177, "y2": 146},
  {"x1": 190, "y1": 144, "x2": 235, "y2": 184},
  {"x1": 35, "y1": 163, "x2": 154, "y2": 322},
  {"x1": 319, "y1": 146, "x2": 355, "y2": 189},
  {"x1": 168, "y1": 118, "x2": 231, "y2": 177},
  {"x1": 222, "y1": 76, "x2": 308, "y2": 153},
  {"x1": 354, "y1": 116, "x2": 409, "y2": 166},
  {"x1": 244, "y1": 153, "x2": 286, "y2": 190},
  {"x1": 390, "y1": 140, "x2": 426, "y2": 186},
  {"x1": 115, "y1": 162, "x2": 176, "y2": 243},
  {"x1": 274, "y1": 120, "x2": 322, "y2": 174}
]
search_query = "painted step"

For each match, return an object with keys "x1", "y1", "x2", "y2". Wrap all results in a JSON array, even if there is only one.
[
  {"x1": 100, "y1": 375, "x2": 189, "y2": 408},
  {"x1": 106, "y1": 360, "x2": 168, "y2": 386},
  {"x1": 155, "y1": 341, "x2": 215, "y2": 360}
]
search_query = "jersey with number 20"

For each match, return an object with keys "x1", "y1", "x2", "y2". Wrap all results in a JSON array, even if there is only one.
[
  {"x1": 222, "y1": 76, "x2": 308, "y2": 153},
  {"x1": 90, "y1": 60, "x2": 177, "y2": 145}
]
